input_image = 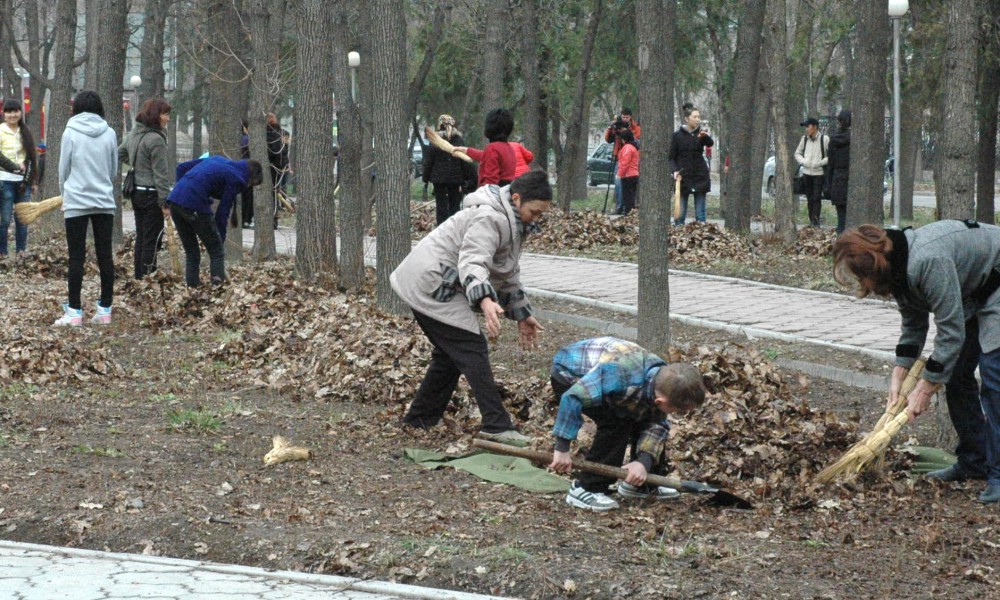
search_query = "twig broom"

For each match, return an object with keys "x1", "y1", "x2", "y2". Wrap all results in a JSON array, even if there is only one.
[
  {"x1": 13, "y1": 196, "x2": 63, "y2": 225},
  {"x1": 163, "y1": 215, "x2": 182, "y2": 273},
  {"x1": 424, "y1": 126, "x2": 474, "y2": 163},
  {"x1": 816, "y1": 358, "x2": 940, "y2": 482}
]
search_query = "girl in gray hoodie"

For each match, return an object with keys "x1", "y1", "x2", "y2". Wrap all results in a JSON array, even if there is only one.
[{"x1": 54, "y1": 91, "x2": 119, "y2": 327}]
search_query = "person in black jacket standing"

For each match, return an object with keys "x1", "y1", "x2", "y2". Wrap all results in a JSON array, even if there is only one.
[
  {"x1": 423, "y1": 114, "x2": 475, "y2": 225},
  {"x1": 669, "y1": 103, "x2": 713, "y2": 225},
  {"x1": 827, "y1": 110, "x2": 851, "y2": 234}
]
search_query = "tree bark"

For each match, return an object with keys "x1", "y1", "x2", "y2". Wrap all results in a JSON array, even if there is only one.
[
  {"x1": 635, "y1": 0, "x2": 674, "y2": 355},
  {"x1": 404, "y1": 3, "x2": 446, "y2": 123},
  {"x1": 242, "y1": 0, "x2": 289, "y2": 261},
  {"x1": 938, "y1": 0, "x2": 979, "y2": 220},
  {"x1": 89, "y1": 0, "x2": 128, "y2": 245},
  {"x1": 555, "y1": 0, "x2": 603, "y2": 210},
  {"x1": 750, "y1": 30, "x2": 773, "y2": 217},
  {"x1": 769, "y1": 0, "x2": 796, "y2": 243},
  {"x1": 369, "y1": 0, "x2": 409, "y2": 314},
  {"x1": 38, "y1": 0, "x2": 78, "y2": 202},
  {"x1": 519, "y1": 0, "x2": 542, "y2": 158},
  {"x1": 976, "y1": 2, "x2": 1000, "y2": 223},
  {"x1": 723, "y1": 0, "x2": 766, "y2": 233},
  {"x1": 293, "y1": 0, "x2": 337, "y2": 281},
  {"x1": 139, "y1": 0, "x2": 169, "y2": 100},
  {"x1": 481, "y1": 0, "x2": 505, "y2": 112},
  {"x1": 846, "y1": 0, "x2": 891, "y2": 228},
  {"x1": 202, "y1": 0, "x2": 251, "y2": 263}
]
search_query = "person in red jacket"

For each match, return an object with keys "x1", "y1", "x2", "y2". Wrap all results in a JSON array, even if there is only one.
[
  {"x1": 604, "y1": 108, "x2": 641, "y2": 214},
  {"x1": 456, "y1": 108, "x2": 534, "y2": 187},
  {"x1": 617, "y1": 129, "x2": 640, "y2": 215}
]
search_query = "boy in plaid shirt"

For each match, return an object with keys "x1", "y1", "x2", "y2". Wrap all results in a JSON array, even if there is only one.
[{"x1": 548, "y1": 337, "x2": 706, "y2": 511}]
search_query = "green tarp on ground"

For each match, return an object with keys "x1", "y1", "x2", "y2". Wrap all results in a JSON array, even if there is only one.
[{"x1": 405, "y1": 448, "x2": 569, "y2": 494}]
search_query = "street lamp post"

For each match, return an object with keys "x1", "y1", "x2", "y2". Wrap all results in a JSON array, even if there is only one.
[
  {"x1": 888, "y1": 0, "x2": 909, "y2": 228},
  {"x1": 347, "y1": 51, "x2": 360, "y2": 103},
  {"x1": 128, "y1": 75, "x2": 142, "y2": 125}
]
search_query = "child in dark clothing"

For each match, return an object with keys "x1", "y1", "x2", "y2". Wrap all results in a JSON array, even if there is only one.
[{"x1": 548, "y1": 337, "x2": 707, "y2": 511}]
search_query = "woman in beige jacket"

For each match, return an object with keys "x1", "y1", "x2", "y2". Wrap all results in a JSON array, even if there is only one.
[{"x1": 391, "y1": 170, "x2": 552, "y2": 444}]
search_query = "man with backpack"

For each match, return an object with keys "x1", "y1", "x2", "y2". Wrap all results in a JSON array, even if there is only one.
[{"x1": 794, "y1": 117, "x2": 829, "y2": 228}]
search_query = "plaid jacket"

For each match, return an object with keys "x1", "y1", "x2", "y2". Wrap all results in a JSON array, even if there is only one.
[{"x1": 551, "y1": 337, "x2": 670, "y2": 459}]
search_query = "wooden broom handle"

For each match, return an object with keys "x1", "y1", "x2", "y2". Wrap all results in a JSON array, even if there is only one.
[{"x1": 472, "y1": 438, "x2": 688, "y2": 490}]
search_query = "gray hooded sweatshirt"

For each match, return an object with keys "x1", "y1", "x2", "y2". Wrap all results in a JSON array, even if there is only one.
[
  {"x1": 390, "y1": 184, "x2": 533, "y2": 334},
  {"x1": 59, "y1": 112, "x2": 118, "y2": 218}
]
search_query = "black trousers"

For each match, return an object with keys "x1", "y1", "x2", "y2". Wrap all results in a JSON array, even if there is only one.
[
  {"x1": 168, "y1": 203, "x2": 225, "y2": 287},
  {"x1": 404, "y1": 310, "x2": 515, "y2": 433},
  {"x1": 551, "y1": 377, "x2": 665, "y2": 492},
  {"x1": 803, "y1": 174, "x2": 824, "y2": 226},
  {"x1": 241, "y1": 187, "x2": 254, "y2": 226},
  {"x1": 65, "y1": 213, "x2": 115, "y2": 310},
  {"x1": 620, "y1": 176, "x2": 639, "y2": 215},
  {"x1": 133, "y1": 189, "x2": 164, "y2": 279},
  {"x1": 433, "y1": 183, "x2": 463, "y2": 225}
]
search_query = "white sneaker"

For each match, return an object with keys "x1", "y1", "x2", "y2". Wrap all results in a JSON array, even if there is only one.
[
  {"x1": 53, "y1": 304, "x2": 83, "y2": 327},
  {"x1": 90, "y1": 302, "x2": 112, "y2": 325},
  {"x1": 566, "y1": 482, "x2": 619, "y2": 512},
  {"x1": 618, "y1": 481, "x2": 681, "y2": 501}
]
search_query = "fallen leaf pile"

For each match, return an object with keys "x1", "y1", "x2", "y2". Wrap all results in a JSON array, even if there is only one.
[
  {"x1": 668, "y1": 222, "x2": 763, "y2": 265},
  {"x1": 530, "y1": 210, "x2": 639, "y2": 249},
  {"x1": 789, "y1": 226, "x2": 837, "y2": 257},
  {"x1": 4, "y1": 239, "x2": 860, "y2": 506},
  {"x1": 669, "y1": 346, "x2": 858, "y2": 502}
]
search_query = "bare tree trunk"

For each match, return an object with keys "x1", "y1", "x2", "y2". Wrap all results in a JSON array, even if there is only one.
[
  {"x1": 330, "y1": 3, "x2": 366, "y2": 289},
  {"x1": 976, "y1": 1, "x2": 1000, "y2": 223},
  {"x1": 481, "y1": 0, "x2": 505, "y2": 111},
  {"x1": 938, "y1": 0, "x2": 979, "y2": 220},
  {"x1": 555, "y1": 0, "x2": 603, "y2": 210},
  {"x1": 370, "y1": 0, "x2": 409, "y2": 314},
  {"x1": 202, "y1": 0, "x2": 250, "y2": 263},
  {"x1": 89, "y1": 0, "x2": 128, "y2": 245},
  {"x1": 635, "y1": 0, "x2": 674, "y2": 355},
  {"x1": 404, "y1": 3, "x2": 446, "y2": 122},
  {"x1": 899, "y1": 94, "x2": 922, "y2": 220},
  {"x1": 846, "y1": 0, "x2": 891, "y2": 227},
  {"x1": 39, "y1": 0, "x2": 77, "y2": 202},
  {"x1": 293, "y1": 0, "x2": 337, "y2": 280},
  {"x1": 724, "y1": 0, "x2": 766, "y2": 233},
  {"x1": 769, "y1": 0, "x2": 796, "y2": 243},
  {"x1": 242, "y1": 0, "x2": 289, "y2": 261},
  {"x1": 139, "y1": 0, "x2": 169, "y2": 100},
  {"x1": 750, "y1": 31, "x2": 773, "y2": 216},
  {"x1": 519, "y1": 0, "x2": 542, "y2": 156}
]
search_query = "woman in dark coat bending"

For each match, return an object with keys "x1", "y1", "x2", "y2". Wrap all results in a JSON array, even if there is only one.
[{"x1": 669, "y1": 103, "x2": 713, "y2": 225}]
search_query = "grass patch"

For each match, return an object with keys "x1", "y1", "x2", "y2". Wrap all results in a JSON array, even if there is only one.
[
  {"x1": 167, "y1": 408, "x2": 222, "y2": 434},
  {"x1": 72, "y1": 445, "x2": 125, "y2": 458}
]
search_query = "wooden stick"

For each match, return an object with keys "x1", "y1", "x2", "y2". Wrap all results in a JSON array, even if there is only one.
[{"x1": 472, "y1": 438, "x2": 690, "y2": 491}]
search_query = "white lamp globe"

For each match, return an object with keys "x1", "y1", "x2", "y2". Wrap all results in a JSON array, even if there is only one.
[
  {"x1": 348, "y1": 51, "x2": 360, "y2": 68},
  {"x1": 129, "y1": 75, "x2": 142, "y2": 88},
  {"x1": 887, "y1": 0, "x2": 909, "y2": 17}
]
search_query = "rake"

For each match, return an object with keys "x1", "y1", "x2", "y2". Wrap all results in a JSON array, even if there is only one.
[
  {"x1": 817, "y1": 358, "x2": 940, "y2": 482},
  {"x1": 13, "y1": 196, "x2": 63, "y2": 225}
]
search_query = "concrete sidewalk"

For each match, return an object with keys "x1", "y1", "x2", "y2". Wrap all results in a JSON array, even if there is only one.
[{"x1": 0, "y1": 541, "x2": 509, "y2": 600}]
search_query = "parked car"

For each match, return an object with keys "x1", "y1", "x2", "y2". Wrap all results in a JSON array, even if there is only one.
[
  {"x1": 586, "y1": 141, "x2": 614, "y2": 186},
  {"x1": 763, "y1": 156, "x2": 775, "y2": 197},
  {"x1": 410, "y1": 142, "x2": 425, "y2": 178}
]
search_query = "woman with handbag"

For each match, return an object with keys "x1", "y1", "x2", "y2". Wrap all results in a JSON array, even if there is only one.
[
  {"x1": 0, "y1": 99, "x2": 38, "y2": 259},
  {"x1": 669, "y1": 103, "x2": 713, "y2": 225},
  {"x1": 119, "y1": 98, "x2": 172, "y2": 279}
]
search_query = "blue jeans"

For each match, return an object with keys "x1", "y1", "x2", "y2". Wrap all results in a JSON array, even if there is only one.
[
  {"x1": 946, "y1": 317, "x2": 1000, "y2": 486},
  {"x1": 613, "y1": 176, "x2": 623, "y2": 214},
  {"x1": 674, "y1": 191, "x2": 706, "y2": 225},
  {"x1": 0, "y1": 180, "x2": 30, "y2": 255}
]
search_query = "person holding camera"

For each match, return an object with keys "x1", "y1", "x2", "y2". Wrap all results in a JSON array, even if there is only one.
[
  {"x1": 604, "y1": 108, "x2": 641, "y2": 215},
  {"x1": 669, "y1": 103, "x2": 713, "y2": 225}
]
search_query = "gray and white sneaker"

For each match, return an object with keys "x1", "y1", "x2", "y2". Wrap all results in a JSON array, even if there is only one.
[
  {"x1": 477, "y1": 429, "x2": 532, "y2": 447},
  {"x1": 566, "y1": 482, "x2": 620, "y2": 512},
  {"x1": 617, "y1": 481, "x2": 681, "y2": 501}
]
